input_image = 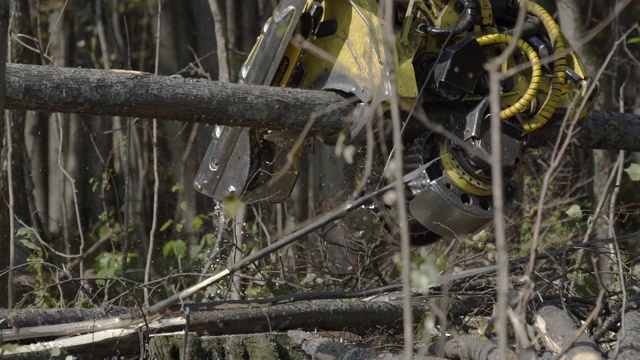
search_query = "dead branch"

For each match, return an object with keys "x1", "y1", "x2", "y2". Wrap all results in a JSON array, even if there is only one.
[
  {"x1": 534, "y1": 305, "x2": 602, "y2": 360},
  {"x1": 0, "y1": 299, "x2": 429, "y2": 358},
  {"x1": 4, "y1": 63, "x2": 640, "y2": 151}
]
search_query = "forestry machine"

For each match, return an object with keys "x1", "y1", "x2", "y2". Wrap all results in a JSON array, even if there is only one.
[{"x1": 194, "y1": 0, "x2": 594, "y2": 244}]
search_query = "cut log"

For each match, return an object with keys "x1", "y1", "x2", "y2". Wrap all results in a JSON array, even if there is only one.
[
  {"x1": 534, "y1": 305, "x2": 602, "y2": 360},
  {"x1": 4, "y1": 63, "x2": 640, "y2": 151},
  {"x1": 4, "y1": 63, "x2": 350, "y2": 135},
  {"x1": 427, "y1": 335, "x2": 518, "y2": 360},
  {"x1": 615, "y1": 308, "x2": 640, "y2": 360}
]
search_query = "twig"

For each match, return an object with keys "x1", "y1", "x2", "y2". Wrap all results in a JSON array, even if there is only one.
[
  {"x1": 144, "y1": 0, "x2": 162, "y2": 308},
  {"x1": 1, "y1": 0, "x2": 13, "y2": 309},
  {"x1": 483, "y1": 1, "x2": 529, "y2": 356},
  {"x1": 43, "y1": 0, "x2": 68, "y2": 60},
  {"x1": 207, "y1": 0, "x2": 229, "y2": 82},
  {"x1": 528, "y1": 28, "x2": 636, "y2": 319},
  {"x1": 94, "y1": 0, "x2": 111, "y2": 69},
  {"x1": 54, "y1": 113, "x2": 87, "y2": 285},
  {"x1": 593, "y1": 292, "x2": 640, "y2": 342},
  {"x1": 608, "y1": 73, "x2": 630, "y2": 358},
  {"x1": 2, "y1": 226, "x2": 638, "y2": 343},
  {"x1": 382, "y1": 1, "x2": 413, "y2": 356},
  {"x1": 145, "y1": 157, "x2": 438, "y2": 316}
]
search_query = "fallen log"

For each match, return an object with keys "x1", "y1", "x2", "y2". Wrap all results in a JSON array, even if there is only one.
[
  {"x1": 288, "y1": 330, "x2": 447, "y2": 360},
  {"x1": 614, "y1": 307, "x2": 640, "y2": 360},
  {"x1": 427, "y1": 335, "x2": 518, "y2": 360},
  {"x1": 0, "y1": 299, "x2": 429, "y2": 358},
  {"x1": 534, "y1": 305, "x2": 602, "y2": 360},
  {"x1": 4, "y1": 63, "x2": 350, "y2": 135},
  {"x1": 4, "y1": 63, "x2": 640, "y2": 152}
]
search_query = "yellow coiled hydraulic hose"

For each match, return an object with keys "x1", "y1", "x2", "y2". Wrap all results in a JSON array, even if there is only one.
[
  {"x1": 475, "y1": 33, "x2": 542, "y2": 121},
  {"x1": 520, "y1": 0, "x2": 567, "y2": 133}
]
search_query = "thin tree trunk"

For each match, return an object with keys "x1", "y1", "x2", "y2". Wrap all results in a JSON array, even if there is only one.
[
  {"x1": 208, "y1": 0, "x2": 229, "y2": 82},
  {"x1": 5, "y1": 0, "x2": 42, "y2": 308},
  {"x1": 0, "y1": 0, "x2": 10, "y2": 309}
]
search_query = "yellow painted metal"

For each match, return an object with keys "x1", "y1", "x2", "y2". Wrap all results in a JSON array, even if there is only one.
[
  {"x1": 440, "y1": 142, "x2": 493, "y2": 197},
  {"x1": 247, "y1": 0, "x2": 595, "y2": 199},
  {"x1": 268, "y1": 0, "x2": 420, "y2": 103},
  {"x1": 479, "y1": 0, "x2": 494, "y2": 25}
]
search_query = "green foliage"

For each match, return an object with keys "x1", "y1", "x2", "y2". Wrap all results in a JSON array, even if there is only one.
[
  {"x1": 518, "y1": 175, "x2": 585, "y2": 254},
  {"x1": 95, "y1": 251, "x2": 137, "y2": 287},
  {"x1": 571, "y1": 272, "x2": 600, "y2": 297},
  {"x1": 395, "y1": 252, "x2": 440, "y2": 293},
  {"x1": 1, "y1": 343, "x2": 18, "y2": 353},
  {"x1": 223, "y1": 195, "x2": 243, "y2": 218},
  {"x1": 163, "y1": 240, "x2": 187, "y2": 259},
  {"x1": 565, "y1": 204, "x2": 583, "y2": 221},
  {"x1": 624, "y1": 163, "x2": 640, "y2": 181}
]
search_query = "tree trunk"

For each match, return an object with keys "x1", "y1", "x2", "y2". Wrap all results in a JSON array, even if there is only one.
[{"x1": 0, "y1": 0, "x2": 10, "y2": 309}]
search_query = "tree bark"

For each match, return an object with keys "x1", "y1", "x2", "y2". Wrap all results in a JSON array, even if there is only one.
[
  {"x1": 0, "y1": 299, "x2": 429, "y2": 358},
  {"x1": 427, "y1": 335, "x2": 518, "y2": 360},
  {"x1": 4, "y1": 63, "x2": 350, "y2": 134},
  {"x1": 534, "y1": 305, "x2": 602, "y2": 360},
  {"x1": 0, "y1": 0, "x2": 10, "y2": 309},
  {"x1": 4, "y1": 63, "x2": 640, "y2": 152},
  {"x1": 615, "y1": 308, "x2": 640, "y2": 360},
  {"x1": 5, "y1": 0, "x2": 44, "y2": 309}
]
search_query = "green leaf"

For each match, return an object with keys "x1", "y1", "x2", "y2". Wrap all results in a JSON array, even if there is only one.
[
  {"x1": 411, "y1": 259, "x2": 438, "y2": 293},
  {"x1": 171, "y1": 182, "x2": 182, "y2": 192},
  {"x1": 333, "y1": 133, "x2": 346, "y2": 157},
  {"x1": 382, "y1": 190, "x2": 397, "y2": 206},
  {"x1": 160, "y1": 220, "x2": 173, "y2": 232},
  {"x1": 189, "y1": 245, "x2": 202, "y2": 258},
  {"x1": 163, "y1": 240, "x2": 187, "y2": 258},
  {"x1": 50, "y1": 347, "x2": 62, "y2": 357},
  {"x1": 565, "y1": 204, "x2": 582, "y2": 221},
  {"x1": 223, "y1": 195, "x2": 243, "y2": 218},
  {"x1": 97, "y1": 252, "x2": 113, "y2": 268},
  {"x1": 176, "y1": 222, "x2": 184, "y2": 233},
  {"x1": 343, "y1": 145, "x2": 356, "y2": 164},
  {"x1": 1, "y1": 343, "x2": 18, "y2": 352},
  {"x1": 245, "y1": 221, "x2": 258, "y2": 236},
  {"x1": 191, "y1": 216, "x2": 204, "y2": 231},
  {"x1": 625, "y1": 163, "x2": 640, "y2": 181},
  {"x1": 99, "y1": 224, "x2": 109, "y2": 239},
  {"x1": 435, "y1": 256, "x2": 447, "y2": 271},
  {"x1": 172, "y1": 240, "x2": 187, "y2": 258},
  {"x1": 628, "y1": 37, "x2": 640, "y2": 44},
  {"x1": 162, "y1": 242, "x2": 174, "y2": 257},
  {"x1": 201, "y1": 233, "x2": 216, "y2": 247},
  {"x1": 18, "y1": 238, "x2": 40, "y2": 252}
]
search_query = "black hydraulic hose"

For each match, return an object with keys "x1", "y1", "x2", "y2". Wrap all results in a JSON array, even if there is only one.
[{"x1": 426, "y1": 0, "x2": 478, "y2": 37}]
